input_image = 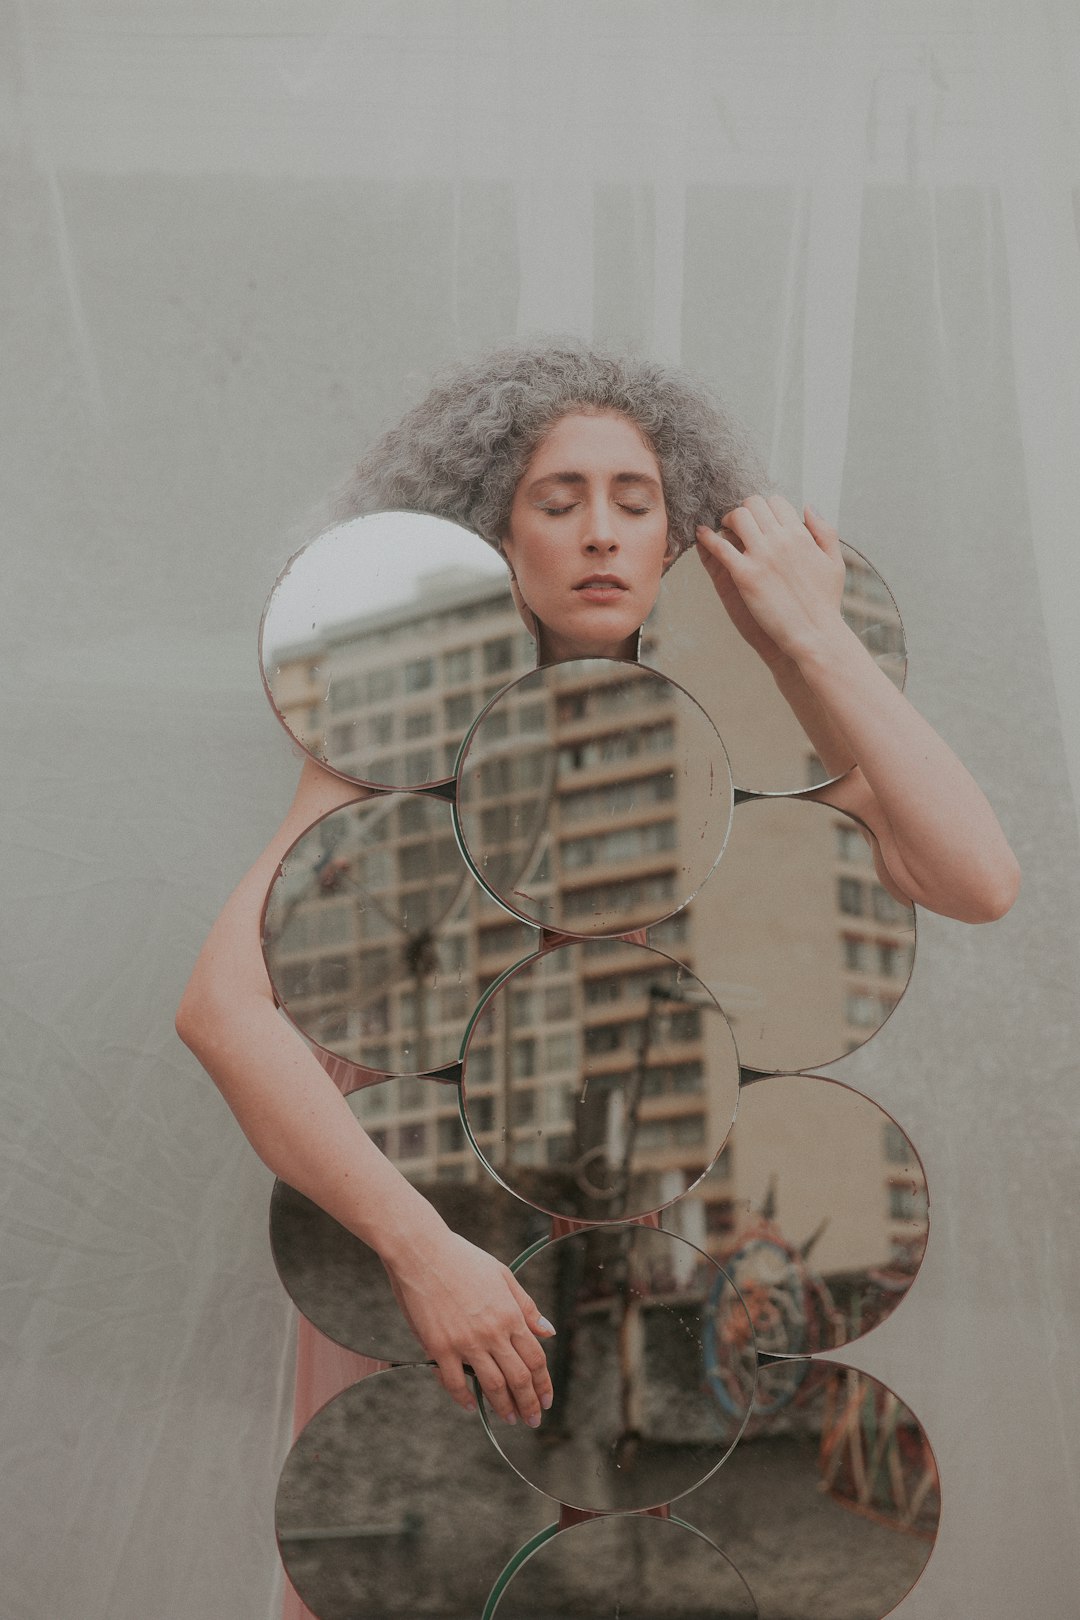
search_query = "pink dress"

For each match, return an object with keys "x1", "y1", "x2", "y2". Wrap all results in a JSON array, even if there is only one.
[{"x1": 280, "y1": 1048, "x2": 390, "y2": 1620}]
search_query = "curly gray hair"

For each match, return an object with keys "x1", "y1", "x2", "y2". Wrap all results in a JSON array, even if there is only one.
[{"x1": 332, "y1": 340, "x2": 766, "y2": 559}]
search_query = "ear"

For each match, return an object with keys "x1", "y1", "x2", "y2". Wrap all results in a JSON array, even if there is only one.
[
  {"x1": 499, "y1": 542, "x2": 537, "y2": 639},
  {"x1": 497, "y1": 534, "x2": 517, "y2": 581}
]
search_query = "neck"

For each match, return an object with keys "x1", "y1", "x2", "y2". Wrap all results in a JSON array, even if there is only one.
[{"x1": 537, "y1": 625, "x2": 641, "y2": 667}]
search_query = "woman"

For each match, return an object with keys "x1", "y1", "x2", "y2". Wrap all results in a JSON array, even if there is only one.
[{"x1": 176, "y1": 340, "x2": 1019, "y2": 1445}]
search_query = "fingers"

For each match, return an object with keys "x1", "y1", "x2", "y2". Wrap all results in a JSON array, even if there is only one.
[
  {"x1": 765, "y1": 492, "x2": 802, "y2": 527},
  {"x1": 470, "y1": 1345, "x2": 547, "y2": 1428},
  {"x1": 695, "y1": 522, "x2": 748, "y2": 575},
  {"x1": 505, "y1": 1272, "x2": 554, "y2": 1335},
  {"x1": 433, "y1": 1356, "x2": 478, "y2": 1416},
  {"x1": 803, "y1": 503, "x2": 843, "y2": 559},
  {"x1": 505, "y1": 1275, "x2": 557, "y2": 1415},
  {"x1": 511, "y1": 1327, "x2": 555, "y2": 1416}
]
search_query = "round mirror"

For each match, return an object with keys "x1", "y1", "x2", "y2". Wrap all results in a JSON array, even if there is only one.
[
  {"x1": 270, "y1": 1154, "x2": 556, "y2": 1360},
  {"x1": 645, "y1": 540, "x2": 906, "y2": 794},
  {"x1": 455, "y1": 660, "x2": 733, "y2": 936},
  {"x1": 677, "y1": 796, "x2": 916, "y2": 1073},
  {"x1": 682, "y1": 1360, "x2": 939, "y2": 1619},
  {"x1": 276, "y1": 1365, "x2": 548, "y2": 1620},
  {"x1": 664, "y1": 1074, "x2": 928, "y2": 1357},
  {"x1": 485, "y1": 1513, "x2": 758, "y2": 1619},
  {"x1": 482, "y1": 1226, "x2": 756, "y2": 1513},
  {"x1": 261, "y1": 793, "x2": 476, "y2": 1076},
  {"x1": 461, "y1": 939, "x2": 740, "y2": 1223},
  {"x1": 260, "y1": 512, "x2": 525, "y2": 787}
]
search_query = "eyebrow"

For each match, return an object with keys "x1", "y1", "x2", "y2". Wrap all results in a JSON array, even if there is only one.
[{"x1": 525, "y1": 470, "x2": 663, "y2": 496}]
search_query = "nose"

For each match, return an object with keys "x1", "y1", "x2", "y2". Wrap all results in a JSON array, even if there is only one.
[{"x1": 582, "y1": 492, "x2": 619, "y2": 553}]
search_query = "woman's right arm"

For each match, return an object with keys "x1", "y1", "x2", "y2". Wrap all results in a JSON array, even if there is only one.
[{"x1": 175, "y1": 756, "x2": 553, "y2": 1427}]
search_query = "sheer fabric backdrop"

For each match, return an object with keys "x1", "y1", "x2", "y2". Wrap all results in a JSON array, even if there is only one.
[{"x1": 3, "y1": 3, "x2": 1079, "y2": 1617}]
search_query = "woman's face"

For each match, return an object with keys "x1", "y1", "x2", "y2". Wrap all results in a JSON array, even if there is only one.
[{"x1": 502, "y1": 410, "x2": 672, "y2": 663}]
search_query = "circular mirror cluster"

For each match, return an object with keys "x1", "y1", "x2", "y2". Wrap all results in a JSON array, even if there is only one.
[{"x1": 260, "y1": 513, "x2": 935, "y2": 1618}]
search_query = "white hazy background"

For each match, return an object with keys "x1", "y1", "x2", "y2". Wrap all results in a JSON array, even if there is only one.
[{"x1": 3, "y1": 3, "x2": 1079, "y2": 1617}]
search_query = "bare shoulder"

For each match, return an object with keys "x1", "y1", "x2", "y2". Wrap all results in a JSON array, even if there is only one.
[
  {"x1": 177, "y1": 760, "x2": 369, "y2": 1023},
  {"x1": 277, "y1": 757, "x2": 371, "y2": 850}
]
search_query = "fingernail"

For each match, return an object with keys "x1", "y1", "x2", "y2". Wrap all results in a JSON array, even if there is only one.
[
  {"x1": 537, "y1": 1317, "x2": 556, "y2": 1336},
  {"x1": 504, "y1": 1412, "x2": 517, "y2": 1426},
  {"x1": 465, "y1": 1399, "x2": 477, "y2": 1414},
  {"x1": 541, "y1": 1392, "x2": 553, "y2": 1410},
  {"x1": 526, "y1": 1413, "x2": 542, "y2": 1428}
]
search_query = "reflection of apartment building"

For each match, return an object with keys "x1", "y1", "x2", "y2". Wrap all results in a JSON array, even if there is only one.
[
  {"x1": 840, "y1": 551, "x2": 907, "y2": 683},
  {"x1": 270, "y1": 570, "x2": 923, "y2": 1279}
]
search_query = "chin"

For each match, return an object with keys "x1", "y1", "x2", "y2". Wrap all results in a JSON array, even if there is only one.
[{"x1": 540, "y1": 620, "x2": 642, "y2": 665}]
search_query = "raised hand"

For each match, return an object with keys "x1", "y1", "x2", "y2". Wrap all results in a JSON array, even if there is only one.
[
  {"x1": 696, "y1": 494, "x2": 846, "y2": 669},
  {"x1": 383, "y1": 1225, "x2": 555, "y2": 1427}
]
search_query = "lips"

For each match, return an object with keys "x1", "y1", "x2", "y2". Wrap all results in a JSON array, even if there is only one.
[{"x1": 574, "y1": 573, "x2": 628, "y2": 591}]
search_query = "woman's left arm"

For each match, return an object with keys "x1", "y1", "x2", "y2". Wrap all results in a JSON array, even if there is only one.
[{"x1": 696, "y1": 495, "x2": 1021, "y2": 924}]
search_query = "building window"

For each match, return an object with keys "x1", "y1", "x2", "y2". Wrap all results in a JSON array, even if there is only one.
[
  {"x1": 329, "y1": 675, "x2": 366, "y2": 713},
  {"x1": 883, "y1": 1121, "x2": 911, "y2": 1164},
  {"x1": 843, "y1": 934, "x2": 871, "y2": 970},
  {"x1": 367, "y1": 668, "x2": 396, "y2": 702},
  {"x1": 470, "y1": 1095, "x2": 495, "y2": 1134},
  {"x1": 466, "y1": 1044, "x2": 494, "y2": 1085},
  {"x1": 845, "y1": 992, "x2": 883, "y2": 1028},
  {"x1": 440, "y1": 985, "x2": 469, "y2": 1021},
  {"x1": 878, "y1": 941, "x2": 909, "y2": 978},
  {"x1": 649, "y1": 912, "x2": 689, "y2": 948},
  {"x1": 872, "y1": 885, "x2": 909, "y2": 924},
  {"x1": 445, "y1": 692, "x2": 476, "y2": 729},
  {"x1": 480, "y1": 804, "x2": 514, "y2": 844},
  {"x1": 398, "y1": 844, "x2": 433, "y2": 882},
  {"x1": 512, "y1": 1038, "x2": 536, "y2": 1078},
  {"x1": 317, "y1": 956, "x2": 349, "y2": 994},
  {"x1": 438, "y1": 1117, "x2": 464, "y2": 1154},
  {"x1": 404, "y1": 710, "x2": 433, "y2": 739},
  {"x1": 478, "y1": 921, "x2": 532, "y2": 958},
  {"x1": 672, "y1": 1114, "x2": 706, "y2": 1145},
  {"x1": 400, "y1": 1122, "x2": 427, "y2": 1159},
  {"x1": 404, "y1": 658, "x2": 435, "y2": 693},
  {"x1": 544, "y1": 985, "x2": 573, "y2": 1021},
  {"x1": 836, "y1": 823, "x2": 872, "y2": 863},
  {"x1": 584, "y1": 1024, "x2": 624, "y2": 1054},
  {"x1": 544, "y1": 1032, "x2": 577, "y2": 1071},
  {"x1": 359, "y1": 997, "x2": 390, "y2": 1037},
  {"x1": 511, "y1": 988, "x2": 535, "y2": 1024},
  {"x1": 483, "y1": 637, "x2": 514, "y2": 675},
  {"x1": 443, "y1": 648, "x2": 473, "y2": 684},
  {"x1": 544, "y1": 1086, "x2": 575, "y2": 1125},
  {"x1": 667, "y1": 1009, "x2": 701, "y2": 1043},
  {"x1": 403, "y1": 749, "x2": 434, "y2": 779},
  {"x1": 398, "y1": 1076, "x2": 426, "y2": 1110},
  {"x1": 511, "y1": 1089, "x2": 536, "y2": 1125},
  {"x1": 838, "y1": 877, "x2": 864, "y2": 916},
  {"x1": 396, "y1": 798, "x2": 430, "y2": 836},
  {"x1": 670, "y1": 1061, "x2": 704, "y2": 1093},
  {"x1": 888, "y1": 1181, "x2": 928, "y2": 1221},
  {"x1": 705, "y1": 1198, "x2": 735, "y2": 1234}
]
